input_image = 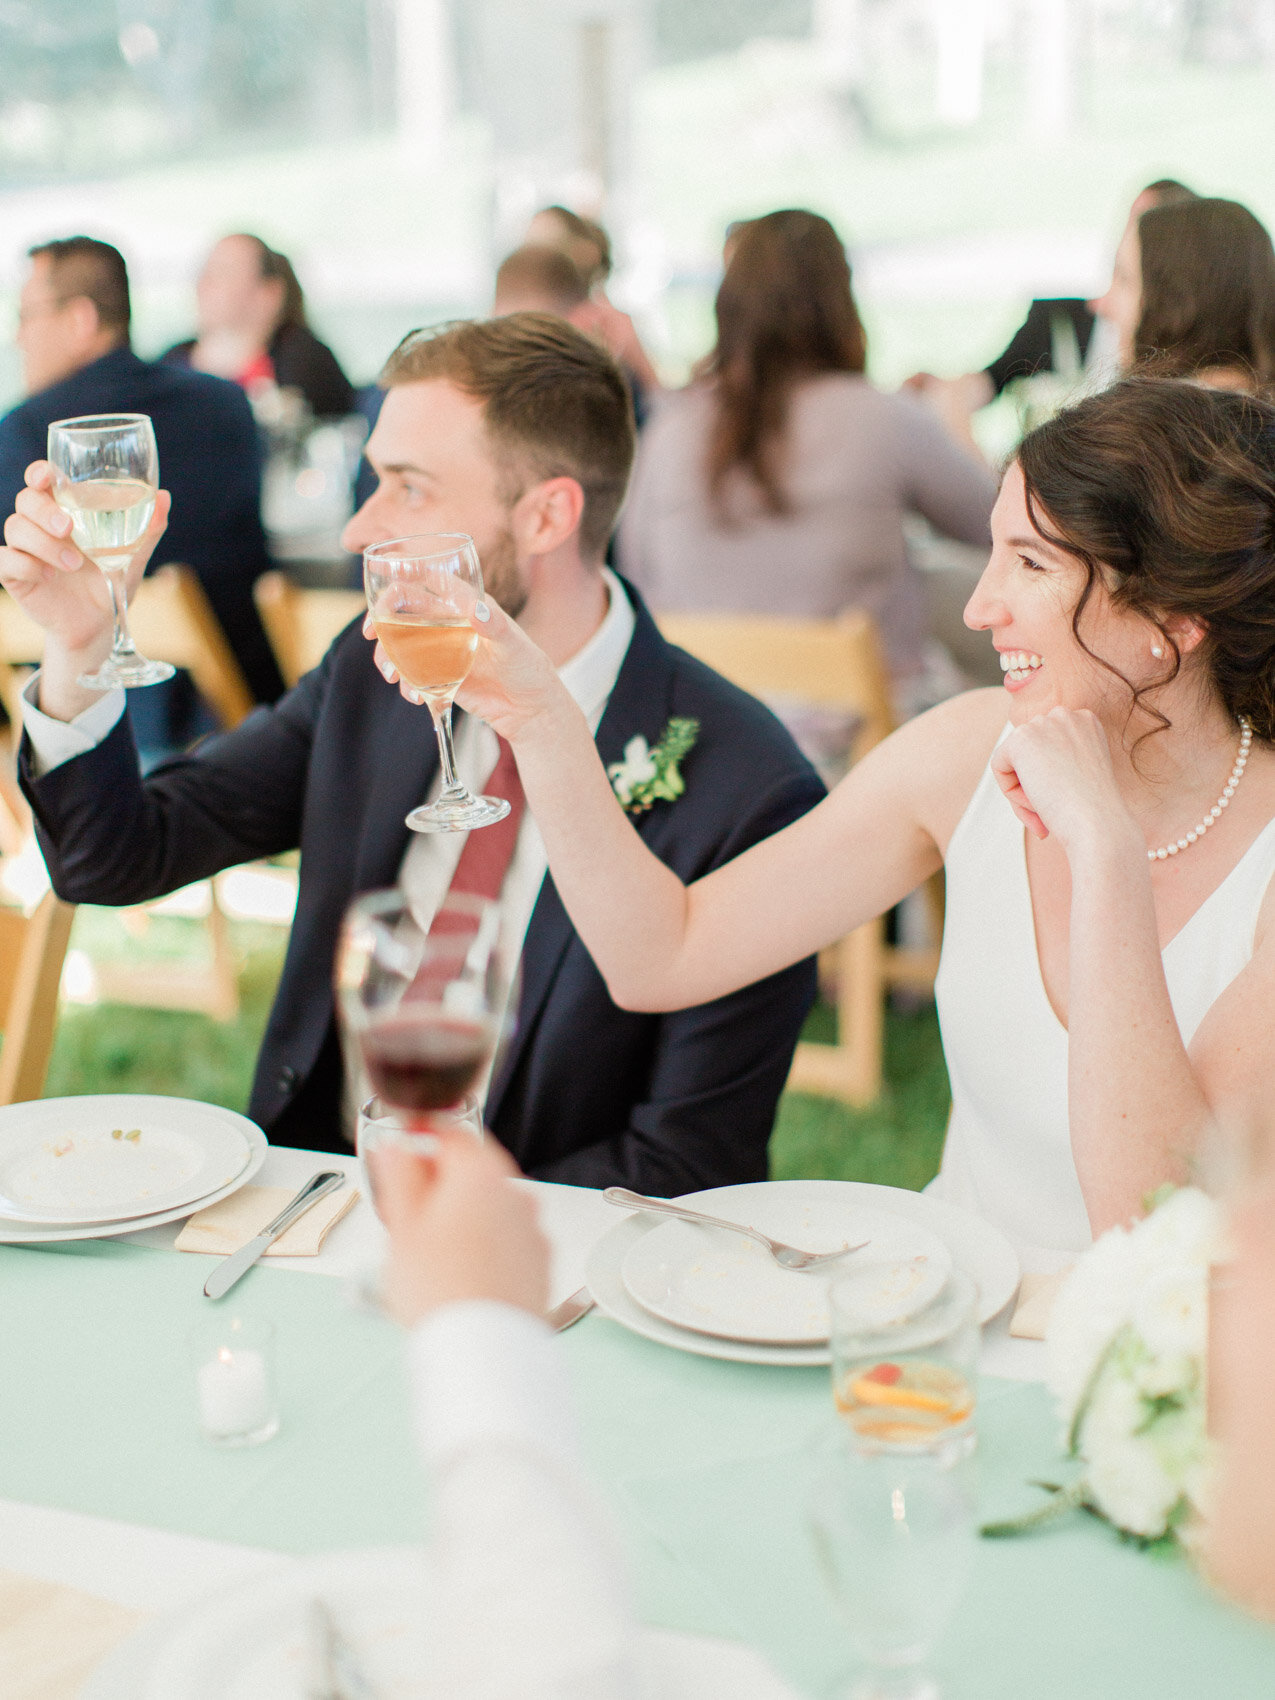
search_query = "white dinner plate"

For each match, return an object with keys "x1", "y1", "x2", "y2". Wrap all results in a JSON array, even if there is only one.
[
  {"x1": 0, "y1": 1096, "x2": 254, "y2": 1225},
  {"x1": 621, "y1": 1197, "x2": 951, "y2": 1345},
  {"x1": 587, "y1": 1181, "x2": 1020, "y2": 1366},
  {"x1": 0, "y1": 1109, "x2": 266, "y2": 1244},
  {"x1": 79, "y1": 1545, "x2": 800, "y2": 1700}
]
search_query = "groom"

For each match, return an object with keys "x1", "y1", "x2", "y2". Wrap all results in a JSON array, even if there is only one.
[{"x1": 6, "y1": 313, "x2": 824, "y2": 1192}]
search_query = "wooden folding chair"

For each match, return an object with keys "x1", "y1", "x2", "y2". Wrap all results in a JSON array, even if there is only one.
[
  {"x1": 254, "y1": 571, "x2": 364, "y2": 688},
  {"x1": 1, "y1": 566, "x2": 255, "y2": 732},
  {"x1": 0, "y1": 568, "x2": 254, "y2": 1023},
  {"x1": 657, "y1": 610, "x2": 943, "y2": 1106},
  {"x1": 0, "y1": 889, "x2": 75, "y2": 1104},
  {"x1": 128, "y1": 565, "x2": 256, "y2": 729}
]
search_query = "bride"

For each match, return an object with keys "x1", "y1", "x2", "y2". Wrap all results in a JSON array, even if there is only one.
[{"x1": 377, "y1": 377, "x2": 1275, "y2": 1272}]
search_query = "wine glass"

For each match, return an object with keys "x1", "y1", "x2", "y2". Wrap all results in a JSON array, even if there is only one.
[
  {"x1": 335, "y1": 888, "x2": 515, "y2": 1192},
  {"x1": 47, "y1": 413, "x2": 175, "y2": 690},
  {"x1": 809, "y1": 1271, "x2": 980, "y2": 1700},
  {"x1": 364, "y1": 533, "x2": 510, "y2": 834}
]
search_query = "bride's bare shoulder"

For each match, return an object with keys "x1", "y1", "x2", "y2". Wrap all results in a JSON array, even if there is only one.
[
  {"x1": 887, "y1": 688, "x2": 1007, "y2": 833},
  {"x1": 893, "y1": 687, "x2": 1007, "y2": 757}
]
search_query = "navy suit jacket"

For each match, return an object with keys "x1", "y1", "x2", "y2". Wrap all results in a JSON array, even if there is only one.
[
  {"x1": 0, "y1": 345, "x2": 282, "y2": 702},
  {"x1": 22, "y1": 582, "x2": 824, "y2": 1193}
]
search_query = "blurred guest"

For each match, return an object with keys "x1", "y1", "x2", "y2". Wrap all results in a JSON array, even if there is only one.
[
  {"x1": 493, "y1": 245, "x2": 591, "y2": 319},
  {"x1": 374, "y1": 1131, "x2": 636, "y2": 1697},
  {"x1": 0, "y1": 236, "x2": 283, "y2": 724},
  {"x1": 617, "y1": 209, "x2": 997, "y2": 734},
  {"x1": 526, "y1": 205, "x2": 613, "y2": 290},
  {"x1": 1096, "y1": 197, "x2": 1275, "y2": 392},
  {"x1": 908, "y1": 179, "x2": 1197, "y2": 432},
  {"x1": 524, "y1": 204, "x2": 661, "y2": 413},
  {"x1": 1204, "y1": 1165, "x2": 1275, "y2": 1620},
  {"x1": 164, "y1": 233, "x2": 355, "y2": 420}
]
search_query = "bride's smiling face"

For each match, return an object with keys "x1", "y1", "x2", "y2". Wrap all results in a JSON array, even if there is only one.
[{"x1": 965, "y1": 462, "x2": 1170, "y2": 727}]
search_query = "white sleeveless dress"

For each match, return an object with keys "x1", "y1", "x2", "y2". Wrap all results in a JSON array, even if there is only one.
[{"x1": 930, "y1": 736, "x2": 1275, "y2": 1273}]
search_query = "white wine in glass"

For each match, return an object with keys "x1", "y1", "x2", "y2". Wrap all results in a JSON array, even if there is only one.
[
  {"x1": 47, "y1": 413, "x2": 175, "y2": 690},
  {"x1": 365, "y1": 533, "x2": 509, "y2": 833}
]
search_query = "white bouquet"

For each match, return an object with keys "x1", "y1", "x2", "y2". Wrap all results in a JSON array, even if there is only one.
[{"x1": 986, "y1": 1186, "x2": 1221, "y2": 1548}]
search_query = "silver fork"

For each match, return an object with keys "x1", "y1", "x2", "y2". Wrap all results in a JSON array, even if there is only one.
[{"x1": 602, "y1": 1187, "x2": 870, "y2": 1272}]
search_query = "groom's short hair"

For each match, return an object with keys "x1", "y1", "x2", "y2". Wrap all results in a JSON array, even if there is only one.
[{"x1": 380, "y1": 313, "x2": 636, "y2": 561}]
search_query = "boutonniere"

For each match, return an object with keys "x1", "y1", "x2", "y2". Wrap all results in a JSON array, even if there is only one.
[{"x1": 608, "y1": 717, "x2": 700, "y2": 815}]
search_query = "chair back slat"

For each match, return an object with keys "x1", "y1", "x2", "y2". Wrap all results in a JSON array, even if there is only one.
[
  {"x1": 657, "y1": 610, "x2": 895, "y2": 765},
  {"x1": 0, "y1": 890, "x2": 75, "y2": 1105},
  {"x1": 255, "y1": 572, "x2": 364, "y2": 689}
]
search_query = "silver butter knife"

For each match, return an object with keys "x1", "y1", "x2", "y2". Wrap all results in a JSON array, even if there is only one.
[
  {"x1": 546, "y1": 1286, "x2": 594, "y2": 1331},
  {"x1": 203, "y1": 1171, "x2": 346, "y2": 1300}
]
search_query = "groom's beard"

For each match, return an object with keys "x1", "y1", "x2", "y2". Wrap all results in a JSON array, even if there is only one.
[{"x1": 477, "y1": 522, "x2": 528, "y2": 621}]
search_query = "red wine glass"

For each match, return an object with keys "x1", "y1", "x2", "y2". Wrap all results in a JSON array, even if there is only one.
[{"x1": 335, "y1": 889, "x2": 514, "y2": 1170}]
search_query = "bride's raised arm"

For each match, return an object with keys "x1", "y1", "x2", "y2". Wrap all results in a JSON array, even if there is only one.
[{"x1": 420, "y1": 598, "x2": 998, "y2": 1014}]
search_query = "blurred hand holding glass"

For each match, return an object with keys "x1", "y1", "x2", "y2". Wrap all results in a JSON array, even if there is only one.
[
  {"x1": 364, "y1": 533, "x2": 509, "y2": 834},
  {"x1": 47, "y1": 412, "x2": 175, "y2": 690},
  {"x1": 811, "y1": 1269, "x2": 979, "y2": 1700},
  {"x1": 336, "y1": 890, "x2": 513, "y2": 1210}
]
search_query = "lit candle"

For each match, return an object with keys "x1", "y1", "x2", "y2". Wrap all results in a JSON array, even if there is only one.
[{"x1": 197, "y1": 1344, "x2": 272, "y2": 1440}]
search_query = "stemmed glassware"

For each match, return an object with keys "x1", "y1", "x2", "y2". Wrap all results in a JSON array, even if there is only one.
[
  {"x1": 364, "y1": 533, "x2": 509, "y2": 834},
  {"x1": 335, "y1": 888, "x2": 516, "y2": 1204},
  {"x1": 809, "y1": 1269, "x2": 980, "y2": 1700},
  {"x1": 47, "y1": 413, "x2": 174, "y2": 690}
]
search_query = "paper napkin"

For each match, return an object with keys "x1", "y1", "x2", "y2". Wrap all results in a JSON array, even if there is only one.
[
  {"x1": 0, "y1": 1569, "x2": 142, "y2": 1700},
  {"x1": 1008, "y1": 1268, "x2": 1071, "y2": 1340},
  {"x1": 174, "y1": 1182, "x2": 357, "y2": 1257}
]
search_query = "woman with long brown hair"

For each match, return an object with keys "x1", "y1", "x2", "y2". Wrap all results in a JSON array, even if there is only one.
[
  {"x1": 383, "y1": 376, "x2": 1275, "y2": 1273},
  {"x1": 1093, "y1": 196, "x2": 1275, "y2": 391},
  {"x1": 618, "y1": 209, "x2": 996, "y2": 714}
]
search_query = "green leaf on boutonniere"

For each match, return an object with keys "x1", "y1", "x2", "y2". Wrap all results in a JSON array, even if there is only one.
[{"x1": 608, "y1": 716, "x2": 700, "y2": 816}]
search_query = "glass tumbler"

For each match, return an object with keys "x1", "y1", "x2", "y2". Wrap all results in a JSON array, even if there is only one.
[{"x1": 810, "y1": 1270, "x2": 980, "y2": 1700}]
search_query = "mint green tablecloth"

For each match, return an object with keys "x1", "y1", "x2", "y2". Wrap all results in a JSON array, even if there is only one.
[{"x1": 2, "y1": 1239, "x2": 1272, "y2": 1698}]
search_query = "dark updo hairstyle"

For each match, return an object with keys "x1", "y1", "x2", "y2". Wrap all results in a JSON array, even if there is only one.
[
  {"x1": 1135, "y1": 198, "x2": 1275, "y2": 387},
  {"x1": 1016, "y1": 377, "x2": 1275, "y2": 742}
]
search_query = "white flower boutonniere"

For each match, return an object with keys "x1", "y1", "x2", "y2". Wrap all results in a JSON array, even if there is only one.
[{"x1": 608, "y1": 717, "x2": 700, "y2": 816}]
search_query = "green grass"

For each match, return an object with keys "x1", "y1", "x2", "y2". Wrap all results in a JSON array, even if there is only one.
[
  {"x1": 38, "y1": 907, "x2": 951, "y2": 1190},
  {"x1": 43, "y1": 911, "x2": 288, "y2": 1114},
  {"x1": 771, "y1": 1004, "x2": 949, "y2": 1191}
]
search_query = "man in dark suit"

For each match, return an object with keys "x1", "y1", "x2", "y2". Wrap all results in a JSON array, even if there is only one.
[
  {"x1": 0, "y1": 236, "x2": 283, "y2": 715},
  {"x1": 4, "y1": 313, "x2": 823, "y2": 1194}
]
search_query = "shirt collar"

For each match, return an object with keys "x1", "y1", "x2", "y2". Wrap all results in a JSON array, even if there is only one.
[{"x1": 555, "y1": 566, "x2": 636, "y2": 729}]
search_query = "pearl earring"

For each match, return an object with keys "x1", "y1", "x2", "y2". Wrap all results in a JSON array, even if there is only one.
[{"x1": 1151, "y1": 644, "x2": 1165, "y2": 659}]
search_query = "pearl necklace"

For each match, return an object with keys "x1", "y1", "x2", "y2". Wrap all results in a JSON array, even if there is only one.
[{"x1": 1147, "y1": 717, "x2": 1253, "y2": 861}]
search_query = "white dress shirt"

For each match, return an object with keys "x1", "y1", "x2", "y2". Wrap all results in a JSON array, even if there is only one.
[
  {"x1": 20, "y1": 567, "x2": 636, "y2": 1112},
  {"x1": 409, "y1": 1301, "x2": 635, "y2": 1699}
]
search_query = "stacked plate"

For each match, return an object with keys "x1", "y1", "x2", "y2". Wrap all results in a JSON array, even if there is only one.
[
  {"x1": 0, "y1": 1095, "x2": 267, "y2": 1244},
  {"x1": 585, "y1": 1180, "x2": 1021, "y2": 1365}
]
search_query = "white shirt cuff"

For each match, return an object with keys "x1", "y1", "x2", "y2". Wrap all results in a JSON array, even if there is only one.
[
  {"x1": 21, "y1": 671, "x2": 126, "y2": 778},
  {"x1": 407, "y1": 1300, "x2": 578, "y2": 1468}
]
